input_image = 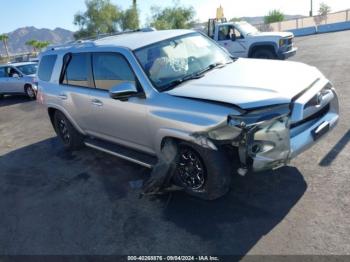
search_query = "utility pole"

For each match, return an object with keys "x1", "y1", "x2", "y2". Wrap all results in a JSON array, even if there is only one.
[{"x1": 309, "y1": 0, "x2": 313, "y2": 16}]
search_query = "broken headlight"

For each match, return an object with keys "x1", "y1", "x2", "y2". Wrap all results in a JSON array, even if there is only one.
[{"x1": 229, "y1": 104, "x2": 292, "y2": 170}]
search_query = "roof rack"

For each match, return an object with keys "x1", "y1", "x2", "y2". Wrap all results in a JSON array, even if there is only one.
[
  {"x1": 47, "y1": 27, "x2": 156, "y2": 51},
  {"x1": 48, "y1": 40, "x2": 96, "y2": 51},
  {"x1": 94, "y1": 27, "x2": 156, "y2": 41}
]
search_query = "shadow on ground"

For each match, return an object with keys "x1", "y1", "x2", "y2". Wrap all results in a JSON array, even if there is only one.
[
  {"x1": 0, "y1": 95, "x2": 32, "y2": 107},
  {"x1": 319, "y1": 129, "x2": 350, "y2": 166},
  {"x1": 0, "y1": 138, "x2": 307, "y2": 255}
]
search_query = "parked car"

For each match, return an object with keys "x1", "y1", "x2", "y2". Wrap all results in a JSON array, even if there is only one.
[
  {"x1": 38, "y1": 29, "x2": 338, "y2": 200},
  {"x1": 202, "y1": 19, "x2": 297, "y2": 59},
  {"x1": 0, "y1": 62, "x2": 38, "y2": 99}
]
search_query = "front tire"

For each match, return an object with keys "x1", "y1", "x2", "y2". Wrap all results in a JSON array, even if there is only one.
[
  {"x1": 53, "y1": 111, "x2": 84, "y2": 150},
  {"x1": 25, "y1": 85, "x2": 36, "y2": 99},
  {"x1": 174, "y1": 142, "x2": 232, "y2": 200}
]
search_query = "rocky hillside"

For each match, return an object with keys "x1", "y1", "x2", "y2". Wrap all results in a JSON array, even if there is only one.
[{"x1": 0, "y1": 27, "x2": 74, "y2": 55}]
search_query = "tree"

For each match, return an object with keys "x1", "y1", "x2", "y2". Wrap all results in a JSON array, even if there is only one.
[
  {"x1": 148, "y1": 2, "x2": 196, "y2": 30},
  {"x1": 314, "y1": 2, "x2": 331, "y2": 25},
  {"x1": 74, "y1": 0, "x2": 122, "y2": 39},
  {"x1": 319, "y1": 2, "x2": 331, "y2": 16},
  {"x1": 35, "y1": 41, "x2": 50, "y2": 51},
  {"x1": 121, "y1": 0, "x2": 140, "y2": 30},
  {"x1": 25, "y1": 40, "x2": 50, "y2": 53},
  {"x1": 26, "y1": 39, "x2": 38, "y2": 53},
  {"x1": 0, "y1": 34, "x2": 10, "y2": 61},
  {"x1": 229, "y1": 17, "x2": 242, "y2": 22},
  {"x1": 264, "y1": 9, "x2": 284, "y2": 24}
]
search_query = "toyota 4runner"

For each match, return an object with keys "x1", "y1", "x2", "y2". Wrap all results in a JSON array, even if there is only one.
[{"x1": 37, "y1": 29, "x2": 339, "y2": 200}]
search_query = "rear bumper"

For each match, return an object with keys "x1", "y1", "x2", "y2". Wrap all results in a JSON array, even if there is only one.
[{"x1": 278, "y1": 47, "x2": 298, "y2": 59}]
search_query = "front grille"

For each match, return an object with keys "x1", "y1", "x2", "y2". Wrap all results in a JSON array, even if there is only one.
[{"x1": 291, "y1": 103, "x2": 330, "y2": 128}]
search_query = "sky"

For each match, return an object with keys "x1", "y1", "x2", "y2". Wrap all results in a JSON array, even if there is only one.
[{"x1": 0, "y1": 0, "x2": 349, "y2": 33}]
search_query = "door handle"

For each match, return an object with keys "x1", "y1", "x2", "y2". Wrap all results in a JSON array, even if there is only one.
[
  {"x1": 58, "y1": 94, "x2": 67, "y2": 100},
  {"x1": 91, "y1": 99, "x2": 103, "y2": 107}
]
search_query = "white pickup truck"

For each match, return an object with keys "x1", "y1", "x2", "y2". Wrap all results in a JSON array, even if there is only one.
[{"x1": 205, "y1": 19, "x2": 297, "y2": 59}]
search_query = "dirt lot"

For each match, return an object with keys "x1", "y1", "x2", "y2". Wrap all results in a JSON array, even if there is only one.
[{"x1": 0, "y1": 30, "x2": 349, "y2": 256}]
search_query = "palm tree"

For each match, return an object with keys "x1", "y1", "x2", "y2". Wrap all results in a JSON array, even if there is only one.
[
  {"x1": 25, "y1": 39, "x2": 38, "y2": 53},
  {"x1": 25, "y1": 40, "x2": 50, "y2": 54},
  {"x1": 35, "y1": 41, "x2": 50, "y2": 51},
  {"x1": 0, "y1": 34, "x2": 10, "y2": 61}
]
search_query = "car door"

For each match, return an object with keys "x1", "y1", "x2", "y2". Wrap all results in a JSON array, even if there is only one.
[
  {"x1": 87, "y1": 52, "x2": 149, "y2": 150},
  {"x1": 0, "y1": 67, "x2": 6, "y2": 93},
  {"x1": 216, "y1": 25, "x2": 247, "y2": 57},
  {"x1": 59, "y1": 52, "x2": 95, "y2": 131},
  {"x1": 6, "y1": 66, "x2": 25, "y2": 93},
  {"x1": 0, "y1": 67, "x2": 15, "y2": 93}
]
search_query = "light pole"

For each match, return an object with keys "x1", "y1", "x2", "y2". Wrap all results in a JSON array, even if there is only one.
[{"x1": 309, "y1": 0, "x2": 313, "y2": 16}]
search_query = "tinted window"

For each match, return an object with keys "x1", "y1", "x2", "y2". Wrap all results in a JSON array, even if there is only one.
[
  {"x1": 38, "y1": 55, "x2": 57, "y2": 81},
  {"x1": 8, "y1": 67, "x2": 20, "y2": 77},
  {"x1": 0, "y1": 68, "x2": 5, "y2": 78},
  {"x1": 92, "y1": 53, "x2": 135, "y2": 91},
  {"x1": 63, "y1": 53, "x2": 91, "y2": 88},
  {"x1": 17, "y1": 64, "x2": 38, "y2": 75}
]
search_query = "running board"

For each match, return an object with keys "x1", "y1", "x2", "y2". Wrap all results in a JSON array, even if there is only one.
[{"x1": 84, "y1": 138, "x2": 157, "y2": 169}]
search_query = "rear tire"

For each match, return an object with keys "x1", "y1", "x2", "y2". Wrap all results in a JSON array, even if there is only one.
[
  {"x1": 174, "y1": 142, "x2": 232, "y2": 200},
  {"x1": 53, "y1": 111, "x2": 84, "y2": 150},
  {"x1": 251, "y1": 48, "x2": 276, "y2": 59},
  {"x1": 25, "y1": 85, "x2": 36, "y2": 99}
]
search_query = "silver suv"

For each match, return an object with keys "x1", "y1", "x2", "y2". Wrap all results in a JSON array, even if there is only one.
[
  {"x1": 38, "y1": 30, "x2": 339, "y2": 199},
  {"x1": 0, "y1": 62, "x2": 38, "y2": 99}
]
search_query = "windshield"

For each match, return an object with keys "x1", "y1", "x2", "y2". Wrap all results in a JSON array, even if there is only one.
[
  {"x1": 236, "y1": 22, "x2": 259, "y2": 35},
  {"x1": 134, "y1": 32, "x2": 232, "y2": 91},
  {"x1": 16, "y1": 64, "x2": 38, "y2": 75}
]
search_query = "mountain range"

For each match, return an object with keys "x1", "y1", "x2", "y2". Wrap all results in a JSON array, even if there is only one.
[{"x1": 0, "y1": 27, "x2": 74, "y2": 56}]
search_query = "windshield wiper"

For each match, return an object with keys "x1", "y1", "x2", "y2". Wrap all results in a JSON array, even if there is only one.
[{"x1": 160, "y1": 73, "x2": 205, "y2": 91}]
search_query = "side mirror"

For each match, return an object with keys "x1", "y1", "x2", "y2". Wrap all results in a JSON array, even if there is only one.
[
  {"x1": 12, "y1": 73, "x2": 20, "y2": 78},
  {"x1": 109, "y1": 82, "x2": 138, "y2": 100},
  {"x1": 231, "y1": 34, "x2": 236, "y2": 41}
]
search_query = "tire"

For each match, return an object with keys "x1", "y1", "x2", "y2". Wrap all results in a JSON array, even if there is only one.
[
  {"x1": 251, "y1": 48, "x2": 276, "y2": 59},
  {"x1": 25, "y1": 85, "x2": 36, "y2": 99},
  {"x1": 53, "y1": 111, "x2": 84, "y2": 150},
  {"x1": 173, "y1": 142, "x2": 232, "y2": 200}
]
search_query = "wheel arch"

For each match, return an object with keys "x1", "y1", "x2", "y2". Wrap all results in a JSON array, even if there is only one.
[
  {"x1": 155, "y1": 129, "x2": 217, "y2": 157},
  {"x1": 248, "y1": 42, "x2": 278, "y2": 57},
  {"x1": 47, "y1": 105, "x2": 86, "y2": 135}
]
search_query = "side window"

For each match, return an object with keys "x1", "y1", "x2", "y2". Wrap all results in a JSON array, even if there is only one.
[
  {"x1": 62, "y1": 53, "x2": 91, "y2": 88},
  {"x1": 234, "y1": 28, "x2": 242, "y2": 39},
  {"x1": 0, "y1": 68, "x2": 5, "y2": 78},
  {"x1": 92, "y1": 53, "x2": 136, "y2": 91},
  {"x1": 8, "y1": 67, "x2": 20, "y2": 77},
  {"x1": 218, "y1": 25, "x2": 230, "y2": 41},
  {"x1": 38, "y1": 55, "x2": 57, "y2": 82}
]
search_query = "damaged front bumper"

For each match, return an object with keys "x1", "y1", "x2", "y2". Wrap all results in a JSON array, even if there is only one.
[{"x1": 227, "y1": 86, "x2": 339, "y2": 172}]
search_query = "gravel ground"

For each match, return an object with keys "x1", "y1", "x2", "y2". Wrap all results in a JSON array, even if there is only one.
[{"x1": 0, "y1": 30, "x2": 349, "y2": 256}]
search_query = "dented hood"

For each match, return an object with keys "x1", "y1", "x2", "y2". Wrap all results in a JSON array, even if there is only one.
[{"x1": 166, "y1": 58, "x2": 323, "y2": 109}]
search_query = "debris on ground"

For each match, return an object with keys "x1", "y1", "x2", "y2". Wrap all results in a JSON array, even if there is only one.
[{"x1": 142, "y1": 140, "x2": 183, "y2": 196}]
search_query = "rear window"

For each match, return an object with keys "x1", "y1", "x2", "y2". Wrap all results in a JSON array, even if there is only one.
[
  {"x1": 38, "y1": 55, "x2": 57, "y2": 82},
  {"x1": 62, "y1": 53, "x2": 91, "y2": 88}
]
